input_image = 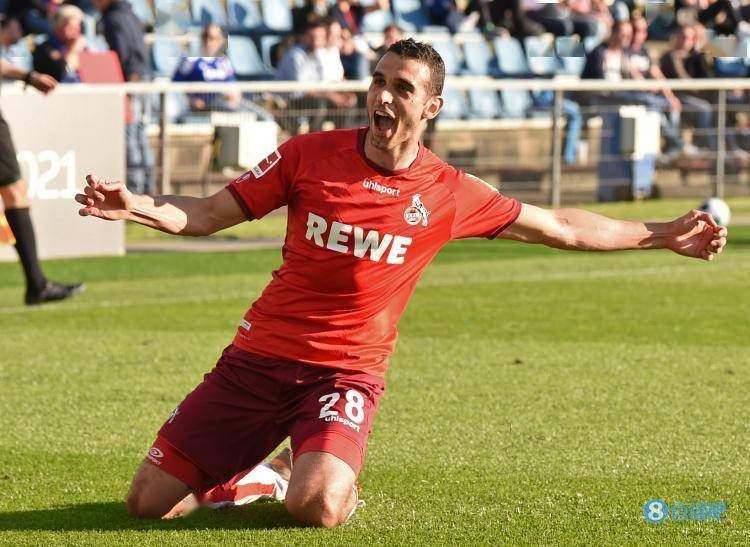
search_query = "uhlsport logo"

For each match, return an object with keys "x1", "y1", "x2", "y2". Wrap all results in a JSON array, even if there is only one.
[
  {"x1": 404, "y1": 194, "x2": 430, "y2": 227},
  {"x1": 148, "y1": 447, "x2": 164, "y2": 460},
  {"x1": 362, "y1": 178, "x2": 400, "y2": 197}
]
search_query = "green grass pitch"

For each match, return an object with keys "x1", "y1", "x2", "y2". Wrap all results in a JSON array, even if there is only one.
[{"x1": 0, "y1": 224, "x2": 748, "y2": 546}]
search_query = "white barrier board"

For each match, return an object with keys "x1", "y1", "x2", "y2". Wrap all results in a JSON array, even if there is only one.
[{"x1": 0, "y1": 90, "x2": 125, "y2": 261}]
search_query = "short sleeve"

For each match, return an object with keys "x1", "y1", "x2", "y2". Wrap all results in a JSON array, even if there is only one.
[
  {"x1": 226, "y1": 138, "x2": 301, "y2": 221},
  {"x1": 449, "y1": 170, "x2": 521, "y2": 240}
]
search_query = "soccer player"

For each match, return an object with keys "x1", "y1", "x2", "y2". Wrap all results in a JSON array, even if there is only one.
[
  {"x1": 0, "y1": 29, "x2": 84, "y2": 305},
  {"x1": 75, "y1": 39, "x2": 727, "y2": 528}
]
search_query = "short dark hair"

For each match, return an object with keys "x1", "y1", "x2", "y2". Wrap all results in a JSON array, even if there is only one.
[{"x1": 385, "y1": 38, "x2": 445, "y2": 97}]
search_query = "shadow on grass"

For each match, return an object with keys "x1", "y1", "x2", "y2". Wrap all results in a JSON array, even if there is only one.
[{"x1": 0, "y1": 501, "x2": 300, "y2": 531}]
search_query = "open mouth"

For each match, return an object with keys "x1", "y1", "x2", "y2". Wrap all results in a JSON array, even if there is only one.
[{"x1": 373, "y1": 110, "x2": 396, "y2": 135}]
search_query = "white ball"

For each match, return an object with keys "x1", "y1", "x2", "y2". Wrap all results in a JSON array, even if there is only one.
[{"x1": 699, "y1": 197, "x2": 731, "y2": 227}]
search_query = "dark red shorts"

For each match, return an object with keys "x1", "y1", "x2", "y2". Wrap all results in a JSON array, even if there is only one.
[{"x1": 147, "y1": 345, "x2": 385, "y2": 491}]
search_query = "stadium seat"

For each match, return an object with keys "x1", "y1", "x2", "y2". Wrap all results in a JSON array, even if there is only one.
[
  {"x1": 468, "y1": 89, "x2": 502, "y2": 119},
  {"x1": 227, "y1": 34, "x2": 270, "y2": 79},
  {"x1": 462, "y1": 36, "x2": 494, "y2": 76},
  {"x1": 152, "y1": 37, "x2": 185, "y2": 77},
  {"x1": 554, "y1": 36, "x2": 585, "y2": 76},
  {"x1": 129, "y1": 0, "x2": 155, "y2": 26},
  {"x1": 493, "y1": 36, "x2": 530, "y2": 77},
  {"x1": 583, "y1": 35, "x2": 602, "y2": 53},
  {"x1": 430, "y1": 37, "x2": 462, "y2": 76},
  {"x1": 261, "y1": 0, "x2": 292, "y2": 31},
  {"x1": 392, "y1": 0, "x2": 429, "y2": 31},
  {"x1": 154, "y1": 0, "x2": 192, "y2": 32},
  {"x1": 360, "y1": 9, "x2": 394, "y2": 32},
  {"x1": 260, "y1": 35, "x2": 282, "y2": 70},
  {"x1": 714, "y1": 57, "x2": 748, "y2": 77},
  {"x1": 227, "y1": 0, "x2": 264, "y2": 30},
  {"x1": 421, "y1": 25, "x2": 450, "y2": 34},
  {"x1": 524, "y1": 35, "x2": 558, "y2": 76},
  {"x1": 500, "y1": 89, "x2": 532, "y2": 118},
  {"x1": 439, "y1": 88, "x2": 469, "y2": 119},
  {"x1": 191, "y1": 0, "x2": 228, "y2": 27}
]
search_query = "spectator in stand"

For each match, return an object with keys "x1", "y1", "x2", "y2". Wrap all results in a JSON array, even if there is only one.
[
  {"x1": 6, "y1": 0, "x2": 59, "y2": 35},
  {"x1": 316, "y1": 18, "x2": 346, "y2": 82},
  {"x1": 373, "y1": 24, "x2": 403, "y2": 61},
  {"x1": 32, "y1": 5, "x2": 88, "y2": 83},
  {"x1": 0, "y1": 16, "x2": 24, "y2": 64},
  {"x1": 660, "y1": 23, "x2": 749, "y2": 158},
  {"x1": 276, "y1": 18, "x2": 357, "y2": 132},
  {"x1": 568, "y1": 0, "x2": 612, "y2": 40},
  {"x1": 329, "y1": 0, "x2": 390, "y2": 36},
  {"x1": 292, "y1": 0, "x2": 330, "y2": 35},
  {"x1": 339, "y1": 27, "x2": 369, "y2": 80},
  {"x1": 91, "y1": 0, "x2": 154, "y2": 194},
  {"x1": 172, "y1": 24, "x2": 273, "y2": 121},
  {"x1": 465, "y1": 0, "x2": 542, "y2": 38},
  {"x1": 425, "y1": 0, "x2": 479, "y2": 33},
  {"x1": 582, "y1": 20, "x2": 694, "y2": 157},
  {"x1": 675, "y1": 0, "x2": 750, "y2": 36}
]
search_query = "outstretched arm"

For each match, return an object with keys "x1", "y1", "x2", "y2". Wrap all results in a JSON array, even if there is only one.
[
  {"x1": 75, "y1": 175, "x2": 247, "y2": 236},
  {"x1": 500, "y1": 203, "x2": 727, "y2": 261}
]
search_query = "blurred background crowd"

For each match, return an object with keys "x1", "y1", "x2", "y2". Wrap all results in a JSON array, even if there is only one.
[{"x1": 1, "y1": 0, "x2": 749, "y2": 194}]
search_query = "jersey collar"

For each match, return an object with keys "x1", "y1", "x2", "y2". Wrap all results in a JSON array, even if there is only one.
[{"x1": 357, "y1": 126, "x2": 425, "y2": 177}]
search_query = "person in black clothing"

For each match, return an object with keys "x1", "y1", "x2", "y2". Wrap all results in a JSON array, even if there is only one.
[
  {"x1": 91, "y1": 0, "x2": 155, "y2": 194},
  {"x1": 32, "y1": 5, "x2": 88, "y2": 83},
  {"x1": 0, "y1": 20, "x2": 84, "y2": 304}
]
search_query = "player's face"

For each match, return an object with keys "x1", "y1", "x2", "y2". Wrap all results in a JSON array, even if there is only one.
[{"x1": 367, "y1": 52, "x2": 443, "y2": 150}]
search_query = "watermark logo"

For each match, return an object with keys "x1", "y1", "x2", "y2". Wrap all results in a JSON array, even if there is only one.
[{"x1": 643, "y1": 498, "x2": 727, "y2": 523}]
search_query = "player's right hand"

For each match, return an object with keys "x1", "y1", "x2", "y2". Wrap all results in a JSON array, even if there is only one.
[
  {"x1": 75, "y1": 174, "x2": 134, "y2": 221},
  {"x1": 29, "y1": 72, "x2": 57, "y2": 94}
]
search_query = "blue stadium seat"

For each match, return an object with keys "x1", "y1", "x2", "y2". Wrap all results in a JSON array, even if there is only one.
[
  {"x1": 260, "y1": 35, "x2": 281, "y2": 70},
  {"x1": 462, "y1": 36, "x2": 493, "y2": 76},
  {"x1": 421, "y1": 25, "x2": 450, "y2": 34},
  {"x1": 191, "y1": 0, "x2": 227, "y2": 26},
  {"x1": 554, "y1": 36, "x2": 585, "y2": 76},
  {"x1": 524, "y1": 35, "x2": 558, "y2": 76},
  {"x1": 227, "y1": 0, "x2": 264, "y2": 30},
  {"x1": 360, "y1": 9, "x2": 394, "y2": 32},
  {"x1": 500, "y1": 89, "x2": 532, "y2": 118},
  {"x1": 469, "y1": 89, "x2": 502, "y2": 119},
  {"x1": 261, "y1": 0, "x2": 292, "y2": 31},
  {"x1": 439, "y1": 88, "x2": 469, "y2": 119},
  {"x1": 714, "y1": 57, "x2": 748, "y2": 77},
  {"x1": 129, "y1": 0, "x2": 155, "y2": 26},
  {"x1": 154, "y1": 0, "x2": 192, "y2": 32},
  {"x1": 493, "y1": 36, "x2": 530, "y2": 77},
  {"x1": 227, "y1": 34, "x2": 270, "y2": 78},
  {"x1": 392, "y1": 0, "x2": 429, "y2": 31},
  {"x1": 152, "y1": 37, "x2": 184, "y2": 77},
  {"x1": 583, "y1": 35, "x2": 602, "y2": 53},
  {"x1": 430, "y1": 37, "x2": 462, "y2": 76}
]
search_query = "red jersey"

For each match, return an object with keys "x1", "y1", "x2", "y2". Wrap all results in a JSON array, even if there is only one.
[{"x1": 227, "y1": 127, "x2": 521, "y2": 377}]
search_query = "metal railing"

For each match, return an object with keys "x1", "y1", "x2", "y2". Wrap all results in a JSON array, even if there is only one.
[{"x1": 4, "y1": 77, "x2": 750, "y2": 204}]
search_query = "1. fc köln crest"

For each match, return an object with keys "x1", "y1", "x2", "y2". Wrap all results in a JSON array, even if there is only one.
[
  {"x1": 250, "y1": 149, "x2": 282, "y2": 179},
  {"x1": 404, "y1": 194, "x2": 430, "y2": 227}
]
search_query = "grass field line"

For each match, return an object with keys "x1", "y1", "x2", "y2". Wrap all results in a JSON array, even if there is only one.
[{"x1": 1, "y1": 260, "x2": 747, "y2": 315}]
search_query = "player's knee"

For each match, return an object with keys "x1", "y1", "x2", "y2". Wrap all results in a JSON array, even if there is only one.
[
  {"x1": 285, "y1": 489, "x2": 349, "y2": 528},
  {"x1": 125, "y1": 488, "x2": 171, "y2": 519}
]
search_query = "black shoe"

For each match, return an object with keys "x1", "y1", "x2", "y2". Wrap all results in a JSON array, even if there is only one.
[{"x1": 25, "y1": 281, "x2": 85, "y2": 306}]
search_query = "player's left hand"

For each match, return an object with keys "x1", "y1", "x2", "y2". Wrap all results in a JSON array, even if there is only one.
[{"x1": 668, "y1": 209, "x2": 728, "y2": 261}]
